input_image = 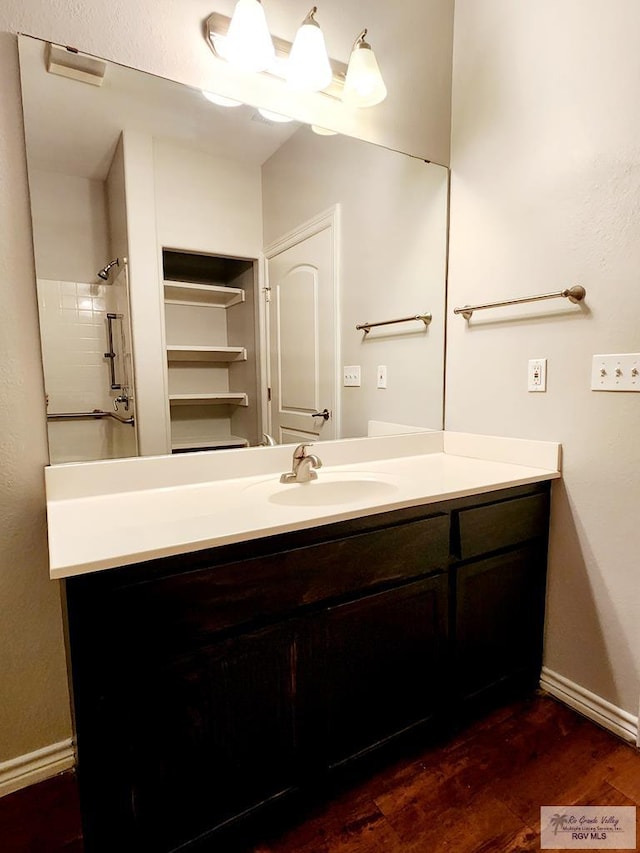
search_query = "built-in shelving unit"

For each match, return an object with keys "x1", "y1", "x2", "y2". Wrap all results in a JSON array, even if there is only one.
[
  {"x1": 170, "y1": 436, "x2": 249, "y2": 452},
  {"x1": 169, "y1": 393, "x2": 249, "y2": 406},
  {"x1": 162, "y1": 249, "x2": 258, "y2": 454},
  {"x1": 163, "y1": 282, "x2": 245, "y2": 309},
  {"x1": 166, "y1": 345, "x2": 247, "y2": 363}
]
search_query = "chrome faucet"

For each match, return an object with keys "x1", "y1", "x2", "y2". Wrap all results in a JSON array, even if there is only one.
[
  {"x1": 280, "y1": 443, "x2": 323, "y2": 483},
  {"x1": 114, "y1": 386, "x2": 131, "y2": 412}
]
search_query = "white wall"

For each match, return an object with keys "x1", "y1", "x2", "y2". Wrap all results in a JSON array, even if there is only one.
[
  {"x1": 119, "y1": 129, "x2": 171, "y2": 457},
  {"x1": 448, "y1": 1, "x2": 640, "y2": 717},
  {"x1": 106, "y1": 138, "x2": 138, "y2": 460},
  {"x1": 0, "y1": 31, "x2": 72, "y2": 762},
  {"x1": 106, "y1": 140, "x2": 128, "y2": 265},
  {"x1": 262, "y1": 129, "x2": 448, "y2": 437},
  {"x1": 29, "y1": 170, "x2": 109, "y2": 281},
  {"x1": 0, "y1": 0, "x2": 452, "y2": 768},
  {"x1": 153, "y1": 138, "x2": 262, "y2": 258}
]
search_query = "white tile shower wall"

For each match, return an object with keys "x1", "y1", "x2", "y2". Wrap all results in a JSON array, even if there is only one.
[{"x1": 37, "y1": 279, "x2": 117, "y2": 462}]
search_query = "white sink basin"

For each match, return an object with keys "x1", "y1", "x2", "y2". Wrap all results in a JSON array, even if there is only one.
[{"x1": 244, "y1": 472, "x2": 400, "y2": 507}]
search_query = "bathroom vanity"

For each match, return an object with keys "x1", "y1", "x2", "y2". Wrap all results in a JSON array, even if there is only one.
[{"x1": 47, "y1": 432, "x2": 560, "y2": 852}]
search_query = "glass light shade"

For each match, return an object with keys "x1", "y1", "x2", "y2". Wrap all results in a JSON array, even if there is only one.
[
  {"x1": 286, "y1": 15, "x2": 332, "y2": 92},
  {"x1": 224, "y1": 0, "x2": 275, "y2": 73},
  {"x1": 311, "y1": 125, "x2": 338, "y2": 136},
  {"x1": 342, "y1": 43, "x2": 387, "y2": 108},
  {"x1": 202, "y1": 90, "x2": 243, "y2": 107}
]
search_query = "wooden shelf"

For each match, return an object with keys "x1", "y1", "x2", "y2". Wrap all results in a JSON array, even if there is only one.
[
  {"x1": 162, "y1": 254, "x2": 254, "y2": 455},
  {"x1": 163, "y1": 281, "x2": 245, "y2": 308},
  {"x1": 169, "y1": 393, "x2": 249, "y2": 407},
  {"x1": 171, "y1": 435, "x2": 249, "y2": 451},
  {"x1": 166, "y1": 346, "x2": 247, "y2": 363}
]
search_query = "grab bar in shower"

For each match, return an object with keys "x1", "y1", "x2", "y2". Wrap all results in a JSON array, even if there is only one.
[
  {"x1": 104, "y1": 312, "x2": 123, "y2": 389},
  {"x1": 453, "y1": 285, "x2": 586, "y2": 320},
  {"x1": 47, "y1": 410, "x2": 135, "y2": 426},
  {"x1": 356, "y1": 312, "x2": 433, "y2": 335}
]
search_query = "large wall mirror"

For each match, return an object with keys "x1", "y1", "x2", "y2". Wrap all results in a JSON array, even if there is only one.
[{"x1": 18, "y1": 34, "x2": 448, "y2": 464}]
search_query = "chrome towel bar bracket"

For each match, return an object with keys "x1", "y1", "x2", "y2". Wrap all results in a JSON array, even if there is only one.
[{"x1": 454, "y1": 285, "x2": 586, "y2": 320}]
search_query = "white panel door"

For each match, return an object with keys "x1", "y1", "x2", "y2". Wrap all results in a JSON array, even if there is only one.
[{"x1": 268, "y1": 222, "x2": 337, "y2": 444}]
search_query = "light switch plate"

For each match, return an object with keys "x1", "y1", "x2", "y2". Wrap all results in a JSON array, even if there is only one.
[
  {"x1": 343, "y1": 365, "x2": 361, "y2": 387},
  {"x1": 591, "y1": 353, "x2": 640, "y2": 391},
  {"x1": 377, "y1": 365, "x2": 387, "y2": 389}
]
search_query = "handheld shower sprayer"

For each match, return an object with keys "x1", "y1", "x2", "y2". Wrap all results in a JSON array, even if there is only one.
[{"x1": 97, "y1": 258, "x2": 120, "y2": 281}]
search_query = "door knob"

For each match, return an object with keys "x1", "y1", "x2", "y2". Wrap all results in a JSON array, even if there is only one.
[{"x1": 311, "y1": 408, "x2": 330, "y2": 421}]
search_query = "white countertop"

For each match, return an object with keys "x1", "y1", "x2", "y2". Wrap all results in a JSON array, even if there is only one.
[{"x1": 45, "y1": 431, "x2": 561, "y2": 579}]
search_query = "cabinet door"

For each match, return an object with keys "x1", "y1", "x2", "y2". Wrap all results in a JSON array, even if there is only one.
[
  {"x1": 454, "y1": 545, "x2": 547, "y2": 705},
  {"x1": 312, "y1": 575, "x2": 448, "y2": 769},
  {"x1": 84, "y1": 621, "x2": 299, "y2": 853}
]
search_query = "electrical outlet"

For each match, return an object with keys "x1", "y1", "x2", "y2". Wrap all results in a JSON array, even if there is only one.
[
  {"x1": 591, "y1": 353, "x2": 640, "y2": 391},
  {"x1": 377, "y1": 365, "x2": 387, "y2": 389},
  {"x1": 343, "y1": 365, "x2": 361, "y2": 387},
  {"x1": 528, "y1": 358, "x2": 547, "y2": 392}
]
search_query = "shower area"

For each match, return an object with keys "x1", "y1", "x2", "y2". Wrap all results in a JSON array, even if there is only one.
[{"x1": 30, "y1": 142, "x2": 138, "y2": 463}]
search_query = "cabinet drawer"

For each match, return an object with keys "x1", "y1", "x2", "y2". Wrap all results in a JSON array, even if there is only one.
[
  {"x1": 456, "y1": 492, "x2": 549, "y2": 560},
  {"x1": 112, "y1": 513, "x2": 449, "y2": 655}
]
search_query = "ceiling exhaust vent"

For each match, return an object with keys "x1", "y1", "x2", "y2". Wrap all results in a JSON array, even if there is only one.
[{"x1": 46, "y1": 43, "x2": 107, "y2": 87}]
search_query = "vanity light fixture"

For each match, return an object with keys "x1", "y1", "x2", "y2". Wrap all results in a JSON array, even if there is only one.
[
  {"x1": 286, "y1": 7, "x2": 332, "y2": 92},
  {"x1": 224, "y1": 0, "x2": 275, "y2": 73},
  {"x1": 311, "y1": 125, "x2": 338, "y2": 136},
  {"x1": 342, "y1": 29, "x2": 387, "y2": 108},
  {"x1": 204, "y1": 10, "x2": 387, "y2": 106},
  {"x1": 257, "y1": 107, "x2": 294, "y2": 123}
]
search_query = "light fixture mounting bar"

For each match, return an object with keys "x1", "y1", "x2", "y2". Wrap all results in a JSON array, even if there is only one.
[{"x1": 203, "y1": 12, "x2": 347, "y2": 99}]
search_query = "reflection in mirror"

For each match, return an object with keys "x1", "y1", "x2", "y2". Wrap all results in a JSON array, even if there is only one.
[{"x1": 18, "y1": 35, "x2": 448, "y2": 464}]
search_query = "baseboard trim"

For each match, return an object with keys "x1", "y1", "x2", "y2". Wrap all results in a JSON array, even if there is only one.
[
  {"x1": 541, "y1": 667, "x2": 639, "y2": 746},
  {"x1": 0, "y1": 740, "x2": 75, "y2": 798}
]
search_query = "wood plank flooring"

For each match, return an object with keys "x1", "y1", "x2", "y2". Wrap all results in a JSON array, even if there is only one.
[
  {"x1": 0, "y1": 770, "x2": 82, "y2": 852},
  {"x1": 0, "y1": 694, "x2": 638, "y2": 853}
]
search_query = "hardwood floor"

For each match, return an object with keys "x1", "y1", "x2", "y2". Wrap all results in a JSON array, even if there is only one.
[
  {"x1": 0, "y1": 770, "x2": 82, "y2": 852},
  {"x1": 1, "y1": 694, "x2": 638, "y2": 853}
]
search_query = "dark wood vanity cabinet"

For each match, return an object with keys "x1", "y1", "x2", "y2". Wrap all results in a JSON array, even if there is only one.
[
  {"x1": 451, "y1": 490, "x2": 551, "y2": 709},
  {"x1": 454, "y1": 545, "x2": 547, "y2": 708},
  {"x1": 123, "y1": 621, "x2": 300, "y2": 852},
  {"x1": 312, "y1": 573, "x2": 448, "y2": 769},
  {"x1": 65, "y1": 481, "x2": 551, "y2": 852}
]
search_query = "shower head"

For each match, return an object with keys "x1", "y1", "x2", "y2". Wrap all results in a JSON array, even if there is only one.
[{"x1": 97, "y1": 258, "x2": 120, "y2": 280}]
